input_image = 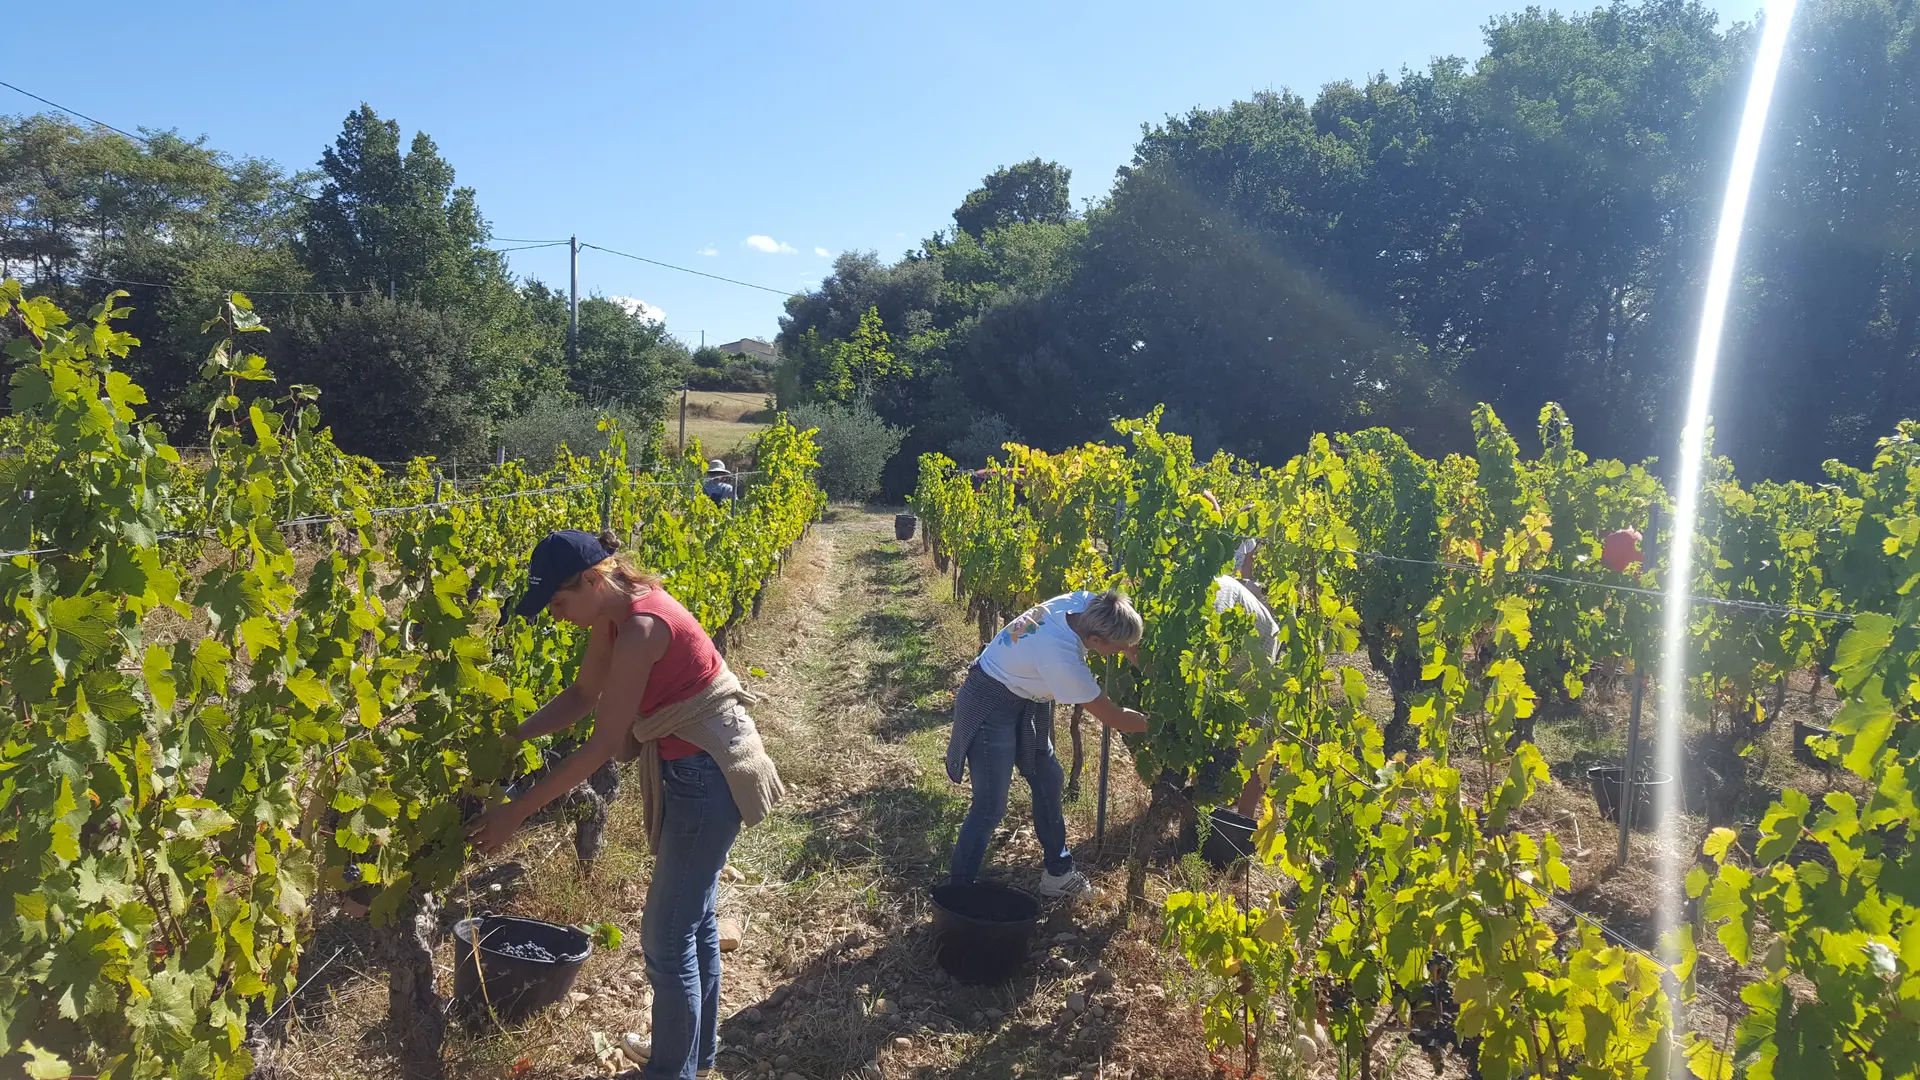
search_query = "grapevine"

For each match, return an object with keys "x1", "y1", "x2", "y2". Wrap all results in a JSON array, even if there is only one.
[
  {"x1": 0, "y1": 282, "x2": 821, "y2": 1079},
  {"x1": 916, "y1": 399, "x2": 1915, "y2": 1078}
]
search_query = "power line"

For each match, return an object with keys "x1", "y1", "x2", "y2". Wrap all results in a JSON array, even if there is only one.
[
  {"x1": 579, "y1": 243, "x2": 796, "y2": 297},
  {"x1": 0, "y1": 79, "x2": 806, "y2": 303},
  {"x1": 68, "y1": 270, "x2": 375, "y2": 298},
  {"x1": 0, "y1": 78, "x2": 327, "y2": 208},
  {"x1": 490, "y1": 241, "x2": 571, "y2": 253},
  {"x1": 0, "y1": 79, "x2": 149, "y2": 144}
]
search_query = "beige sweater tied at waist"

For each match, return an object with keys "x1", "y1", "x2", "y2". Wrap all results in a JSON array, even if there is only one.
[{"x1": 626, "y1": 663, "x2": 784, "y2": 854}]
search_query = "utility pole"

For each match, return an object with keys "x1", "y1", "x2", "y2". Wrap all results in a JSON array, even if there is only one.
[{"x1": 568, "y1": 235, "x2": 579, "y2": 369}]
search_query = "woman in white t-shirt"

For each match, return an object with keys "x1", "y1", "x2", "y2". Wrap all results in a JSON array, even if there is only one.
[
  {"x1": 1212, "y1": 574, "x2": 1281, "y2": 818},
  {"x1": 945, "y1": 590, "x2": 1150, "y2": 900}
]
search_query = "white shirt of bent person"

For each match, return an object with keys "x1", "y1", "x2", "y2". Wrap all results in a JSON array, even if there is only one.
[
  {"x1": 975, "y1": 591, "x2": 1104, "y2": 705},
  {"x1": 1213, "y1": 575, "x2": 1281, "y2": 664}
]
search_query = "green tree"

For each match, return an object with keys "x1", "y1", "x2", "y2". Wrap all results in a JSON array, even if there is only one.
[
  {"x1": 953, "y1": 158, "x2": 1074, "y2": 237},
  {"x1": 297, "y1": 104, "x2": 504, "y2": 311},
  {"x1": 0, "y1": 115, "x2": 315, "y2": 434},
  {"x1": 814, "y1": 305, "x2": 907, "y2": 402},
  {"x1": 274, "y1": 297, "x2": 491, "y2": 459},
  {"x1": 566, "y1": 295, "x2": 683, "y2": 421},
  {"x1": 296, "y1": 105, "x2": 560, "y2": 429}
]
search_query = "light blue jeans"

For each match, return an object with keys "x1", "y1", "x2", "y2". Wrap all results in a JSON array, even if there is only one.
[
  {"x1": 642, "y1": 753, "x2": 742, "y2": 1080},
  {"x1": 948, "y1": 669, "x2": 1074, "y2": 885}
]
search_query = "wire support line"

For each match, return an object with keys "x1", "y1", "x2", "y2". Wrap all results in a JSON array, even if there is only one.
[
  {"x1": 1541, "y1": 894, "x2": 1740, "y2": 1014},
  {"x1": 1, "y1": 480, "x2": 604, "y2": 559},
  {"x1": 274, "y1": 480, "x2": 604, "y2": 528},
  {"x1": 262, "y1": 945, "x2": 349, "y2": 1028},
  {"x1": 1340, "y1": 548, "x2": 1854, "y2": 624},
  {"x1": 577, "y1": 242, "x2": 796, "y2": 296},
  {"x1": 490, "y1": 241, "x2": 572, "y2": 253},
  {"x1": 488, "y1": 237, "x2": 570, "y2": 246}
]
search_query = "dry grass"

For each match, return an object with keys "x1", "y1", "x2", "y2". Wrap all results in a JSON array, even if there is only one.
[{"x1": 675, "y1": 391, "x2": 775, "y2": 457}]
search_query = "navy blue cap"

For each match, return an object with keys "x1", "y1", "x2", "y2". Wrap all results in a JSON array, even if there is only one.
[{"x1": 514, "y1": 530, "x2": 612, "y2": 618}]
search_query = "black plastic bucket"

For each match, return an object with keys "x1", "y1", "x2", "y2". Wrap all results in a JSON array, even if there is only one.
[
  {"x1": 1793, "y1": 720, "x2": 1833, "y2": 771},
  {"x1": 929, "y1": 882, "x2": 1040, "y2": 984},
  {"x1": 1586, "y1": 767, "x2": 1673, "y2": 831},
  {"x1": 1200, "y1": 808, "x2": 1258, "y2": 869},
  {"x1": 895, "y1": 513, "x2": 918, "y2": 541},
  {"x1": 452, "y1": 916, "x2": 592, "y2": 1024}
]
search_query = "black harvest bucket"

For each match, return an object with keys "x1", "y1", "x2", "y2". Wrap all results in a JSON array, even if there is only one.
[
  {"x1": 452, "y1": 915, "x2": 592, "y2": 1024},
  {"x1": 1793, "y1": 719, "x2": 1834, "y2": 770},
  {"x1": 1200, "y1": 808, "x2": 1258, "y2": 869},
  {"x1": 1586, "y1": 766, "x2": 1672, "y2": 832},
  {"x1": 895, "y1": 513, "x2": 918, "y2": 541},
  {"x1": 929, "y1": 882, "x2": 1040, "y2": 984}
]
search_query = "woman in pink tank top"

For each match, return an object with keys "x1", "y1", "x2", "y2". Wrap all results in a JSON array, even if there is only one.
[{"x1": 466, "y1": 528, "x2": 773, "y2": 1080}]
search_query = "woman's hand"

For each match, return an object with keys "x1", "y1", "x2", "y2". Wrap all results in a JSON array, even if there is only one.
[
  {"x1": 1083, "y1": 692, "x2": 1150, "y2": 735},
  {"x1": 1110, "y1": 707, "x2": 1150, "y2": 734},
  {"x1": 464, "y1": 803, "x2": 525, "y2": 857}
]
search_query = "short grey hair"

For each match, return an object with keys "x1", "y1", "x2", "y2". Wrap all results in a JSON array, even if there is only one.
[{"x1": 1079, "y1": 590, "x2": 1144, "y2": 646}]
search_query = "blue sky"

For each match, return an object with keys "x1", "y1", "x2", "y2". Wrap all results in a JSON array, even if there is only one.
[{"x1": 7, "y1": 0, "x2": 1763, "y2": 347}]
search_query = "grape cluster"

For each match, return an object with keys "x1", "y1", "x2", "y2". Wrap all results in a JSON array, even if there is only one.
[
  {"x1": 491, "y1": 940, "x2": 557, "y2": 963},
  {"x1": 1404, "y1": 963, "x2": 1483, "y2": 1079}
]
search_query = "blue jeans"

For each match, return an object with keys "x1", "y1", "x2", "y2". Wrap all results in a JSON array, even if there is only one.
[
  {"x1": 642, "y1": 753, "x2": 742, "y2": 1080},
  {"x1": 949, "y1": 678, "x2": 1073, "y2": 885}
]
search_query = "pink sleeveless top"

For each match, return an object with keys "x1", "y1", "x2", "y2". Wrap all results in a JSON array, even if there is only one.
[{"x1": 612, "y1": 587, "x2": 723, "y2": 759}]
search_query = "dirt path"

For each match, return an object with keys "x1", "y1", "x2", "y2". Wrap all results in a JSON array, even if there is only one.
[{"x1": 277, "y1": 508, "x2": 1210, "y2": 1080}]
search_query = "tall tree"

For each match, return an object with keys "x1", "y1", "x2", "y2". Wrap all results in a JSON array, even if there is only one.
[
  {"x1": 297, "y1": 104, "x2": 505, "y2": 310},
  {"x1": 953, "y1": 158, "x2": 1074, "y2": 237}
]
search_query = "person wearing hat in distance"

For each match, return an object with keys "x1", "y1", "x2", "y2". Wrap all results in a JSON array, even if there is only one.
[
  {"x1": 947, "y1": 589, "x2": 1150, "y2": 902},
  {"x1": 701, "y1": 459, "x2": 735, "y2": 503},
  {"x1": 465, "y1": 529, "x2": 782, "y2": 1080}
]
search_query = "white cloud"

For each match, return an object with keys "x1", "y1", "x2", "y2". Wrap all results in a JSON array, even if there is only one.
[
  {"x1": 695, "y1": 245, "x2": 718, "y2": 257},
  {"x1": 744, "y1": 234, "x2": 797, "y2": 254},
  {"x1": 814, "y1": 247, "x2": 831, "y2": 258},
  {"x1": 609, "y1": 295, "x2": 666, "y2": 325}
]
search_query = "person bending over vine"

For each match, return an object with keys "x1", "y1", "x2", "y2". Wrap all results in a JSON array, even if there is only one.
[
  {"x1": 946, "y1": 589, "x2": 1149, "y2": 901},
  {"x1": 467, "y1": 529, "x2": 783, "y2": 1080}
]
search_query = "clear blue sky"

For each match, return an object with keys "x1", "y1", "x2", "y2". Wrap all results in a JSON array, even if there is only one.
[{"x1": 6, "y1": 0, "x2": 1763, "y2": 347}]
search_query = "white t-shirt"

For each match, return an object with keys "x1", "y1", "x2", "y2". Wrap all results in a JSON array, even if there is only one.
[
  {"x1": 1214, "y1": 575, "x2": 1280, "y2": 663},
  {"x1": 1233, "y1": 538, "x2": 1258, "y2": 576},
  {"x1": 976, "y1": 591, "x2": 1104, "y2": 704}
]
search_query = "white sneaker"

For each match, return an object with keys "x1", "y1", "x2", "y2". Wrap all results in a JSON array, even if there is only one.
[
  {"x1": 1037, "y1": 868, "x2": 1094, "y2": 901},
  {"x1": 620, "y1": 1038, "x2": 714, "y2": 1078}
]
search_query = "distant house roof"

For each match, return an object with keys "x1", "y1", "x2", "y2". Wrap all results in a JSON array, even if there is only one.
[{"x1": 717, "y1": 338, "x2": 778, "y2": 363}]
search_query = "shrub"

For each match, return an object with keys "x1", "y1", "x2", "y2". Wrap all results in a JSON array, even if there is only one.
[
  {"x1": 498, "y1": 394, "x2": 654, "y2": 469},
  {"x1": 788, "y1": 399, "x2": 907, "y2": 502}
]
